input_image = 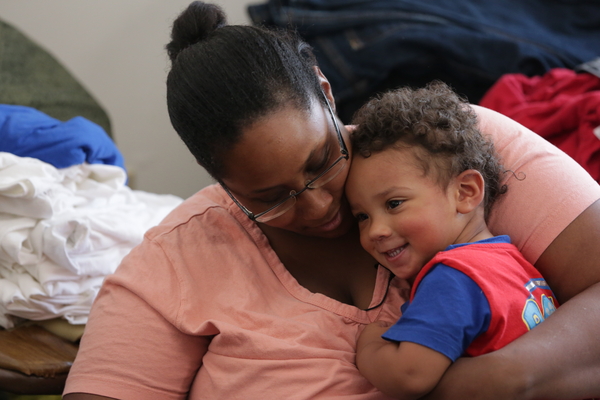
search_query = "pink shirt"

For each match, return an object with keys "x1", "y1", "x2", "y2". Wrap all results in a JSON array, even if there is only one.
[{"x1": 64, "y1": 106, "x2": 600, "y2": 399}]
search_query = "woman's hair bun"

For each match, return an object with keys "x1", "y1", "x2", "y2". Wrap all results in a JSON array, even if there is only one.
[{"x1": 166, "y1": 1, "x2": 227, "y2": 63}]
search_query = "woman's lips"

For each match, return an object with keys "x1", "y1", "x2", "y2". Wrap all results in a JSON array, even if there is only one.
[{"x1": 313, "y1": 209, "x2": 343, "y2": 232}]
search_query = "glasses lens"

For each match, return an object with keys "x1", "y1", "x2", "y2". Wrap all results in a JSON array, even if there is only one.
[
  {"x1": 307, "y1": 156, "x2": 348, "y2": 190},
  {"x1": 254, "y1": 194, "x2": 297, "y2": 223}
]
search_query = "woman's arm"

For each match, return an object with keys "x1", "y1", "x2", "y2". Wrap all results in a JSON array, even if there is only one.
[
  {"x1": 62, "y1": 238, "x2": 210, "y2": 400},
  {"x1": 356, "y1": 322, "x2": 451, "y2": 400},
  {"x1": 536, "y1": 199, "x2": 600, "y2": 303},
  {"x1": 424, "y1": 196, "x2": 600, "y2": 400}
]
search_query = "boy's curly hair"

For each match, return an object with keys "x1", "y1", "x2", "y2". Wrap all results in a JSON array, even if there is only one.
[{"x1": 351, "y1": 81, "x2": 506, "y2": 218}]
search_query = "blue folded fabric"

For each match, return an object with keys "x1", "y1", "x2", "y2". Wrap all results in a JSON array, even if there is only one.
[{"x1": 0, "y1": 104, "x2": 125, "y2": 170}]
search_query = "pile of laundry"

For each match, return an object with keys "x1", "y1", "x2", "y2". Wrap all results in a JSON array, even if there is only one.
[
  {"x1": 479, "y1": 67, "x2": 600, "y2": 183},
  {"x1": 0, "y1": 105, "x2": 183, "y2": 328}
]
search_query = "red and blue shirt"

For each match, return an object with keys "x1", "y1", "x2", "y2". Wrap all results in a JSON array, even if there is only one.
[{"x1": 382, "y1": 236, "x2": 558, "y2": 360}]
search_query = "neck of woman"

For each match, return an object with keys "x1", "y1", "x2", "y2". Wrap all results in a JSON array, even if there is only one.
[{"x1": 259, "y1": 223, "x2": 378, "y2": 308}]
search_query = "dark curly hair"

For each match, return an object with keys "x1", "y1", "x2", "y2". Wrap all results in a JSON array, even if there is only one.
[{"x1": 351, "y1": 81, "x2": 506, "y2": 218}]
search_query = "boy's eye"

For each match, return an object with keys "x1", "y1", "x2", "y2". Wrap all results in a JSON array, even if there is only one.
[
  {"x1": 354, "y1": 213, "x2": 368, "y2": 222},
  {"x1": 387, "y1": 199, "x2": 404, "y2": 209}
]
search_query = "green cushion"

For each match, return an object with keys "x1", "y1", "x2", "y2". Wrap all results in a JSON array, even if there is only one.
[{"x1": 0, "y1": 19, "x2": 112, "y2": 137}]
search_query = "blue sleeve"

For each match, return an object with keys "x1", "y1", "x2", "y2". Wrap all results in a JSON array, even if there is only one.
[{"x1": 382, "y1": 264, "x2": 491, "y2": 361}]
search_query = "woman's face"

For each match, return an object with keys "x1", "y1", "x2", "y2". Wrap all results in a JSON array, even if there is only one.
[{"x1": 220, "y1": 99, "x2": 356, "y2": 238}]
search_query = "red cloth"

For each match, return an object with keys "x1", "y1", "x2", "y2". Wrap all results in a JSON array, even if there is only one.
[{"x1": 479, "y1": 68, "x2": 600, "y2": 182}]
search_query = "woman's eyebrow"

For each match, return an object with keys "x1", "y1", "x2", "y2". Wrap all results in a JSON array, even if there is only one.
[
  {"x1": 251, "y1": 185, "x2": 287, "y2": 194},
  {"x1": 301, "y1": 140, "x2": 329, "y2": 172}
]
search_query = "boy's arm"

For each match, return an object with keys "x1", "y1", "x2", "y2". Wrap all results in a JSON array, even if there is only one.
[{"x1": 356, "y1": 322, "x2": 452, "y2": 400}]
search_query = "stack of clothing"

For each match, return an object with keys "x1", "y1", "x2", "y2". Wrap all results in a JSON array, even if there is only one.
[{"x1": 0, "y1": 105, "x2": 183, "y2": 328}]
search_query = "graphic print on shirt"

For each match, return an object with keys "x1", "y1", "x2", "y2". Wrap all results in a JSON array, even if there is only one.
[{"x1": 521, "y1": 278, "x2": 557, "y2": 330}]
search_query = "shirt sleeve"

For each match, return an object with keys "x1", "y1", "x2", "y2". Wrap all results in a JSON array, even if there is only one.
[
  {"x1": 63, "y1": 238, "x2": 211, "y2": 400},
  {"x1": 382, "y1": 264, "x2": 491, "y2": 361},
  {"x1": 474, "y1": 105, "x2": 600, "y2": 263}
]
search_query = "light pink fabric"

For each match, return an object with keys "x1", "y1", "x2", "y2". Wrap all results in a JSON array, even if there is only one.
[
  {"x1": 476, "y1": 105, "x2": 600, "y2": 263},
  {"x1": 64, "y1": 106, "x2": 600, "y2": 399}
]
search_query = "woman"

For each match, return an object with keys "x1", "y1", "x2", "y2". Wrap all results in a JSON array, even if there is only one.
[{"x1": 63, "y1": 2, "x2": 600, "y2": 399}]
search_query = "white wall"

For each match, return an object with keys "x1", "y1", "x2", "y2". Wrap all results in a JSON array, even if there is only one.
[{"x1": 0, "y1": 0, "x2": 253, "y2": 199}]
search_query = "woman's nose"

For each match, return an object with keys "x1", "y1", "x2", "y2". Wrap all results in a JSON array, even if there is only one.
[{"x1": 297, "y1": 187, "x2": 332, "y2": 220}]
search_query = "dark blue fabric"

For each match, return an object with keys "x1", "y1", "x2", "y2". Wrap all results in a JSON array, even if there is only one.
[
  {"x1": 0, "y1": 104, "x2": 125, "y2": 170},
  {"x1": 248, "y1": 0, "x2": 600, "y2": 123}
]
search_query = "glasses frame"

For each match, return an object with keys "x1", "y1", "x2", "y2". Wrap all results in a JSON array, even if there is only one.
[{"x1": 220, "y1": 95, "x2": 349, "y2": 222}]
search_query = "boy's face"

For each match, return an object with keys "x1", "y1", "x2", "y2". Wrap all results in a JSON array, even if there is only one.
[{"x1": 345, "y1": 147, "x2": 462, "y2": 281}]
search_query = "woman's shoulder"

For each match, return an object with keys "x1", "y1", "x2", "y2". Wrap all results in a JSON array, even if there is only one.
[
  {"x1": 103, "y1": 183, "x2": 270, "y2": 326},
  {"x1": 158, "y1": 183, "x2": 229, "y2": 223},
  {"x1": 471, "y1": 104, "x2": 532, "y2": 147},
  {"x1": 472, "y1": 104, "x2": 600, "y2": 263},
  {"x1": 116, "y1": 182, "x2": 264, "y2": 282},
  {"x1": 144, "y1": 183, "x2": 249, "y2": 241}
]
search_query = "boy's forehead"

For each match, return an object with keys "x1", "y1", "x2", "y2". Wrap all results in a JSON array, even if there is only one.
[
  {"x1": 347, "y1": 149, "x2": 409, "y2": 187},
  {"x1": 346, "y1": 146, "x2": 447, "y2": 194}
]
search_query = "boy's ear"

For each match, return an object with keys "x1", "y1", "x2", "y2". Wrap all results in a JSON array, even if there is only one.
[{"x1": 454, "y1": 170, "x2": 485, "y2": 214}]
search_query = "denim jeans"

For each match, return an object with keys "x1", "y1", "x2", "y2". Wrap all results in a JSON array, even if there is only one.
[{"x1": 248, "y1": 0, "x2": 600, "y2": 122}]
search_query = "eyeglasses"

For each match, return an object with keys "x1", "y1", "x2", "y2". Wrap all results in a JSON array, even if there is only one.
[{"x1": 220, "y1": 97, "x2": 349, "y2": 223}]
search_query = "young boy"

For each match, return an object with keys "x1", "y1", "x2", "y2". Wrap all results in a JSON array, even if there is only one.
[{"x1": 345, "y1": 81, "x2": 558, "y2": 400}]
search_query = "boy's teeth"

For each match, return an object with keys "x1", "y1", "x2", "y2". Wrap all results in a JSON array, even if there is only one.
[{"x1": 387, "y1": 245, "x2": 405, "y2": 257}]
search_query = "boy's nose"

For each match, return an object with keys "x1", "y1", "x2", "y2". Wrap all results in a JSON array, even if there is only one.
[{"x1": 368, "y1": 218, "x2": 392, "y2": 241}]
